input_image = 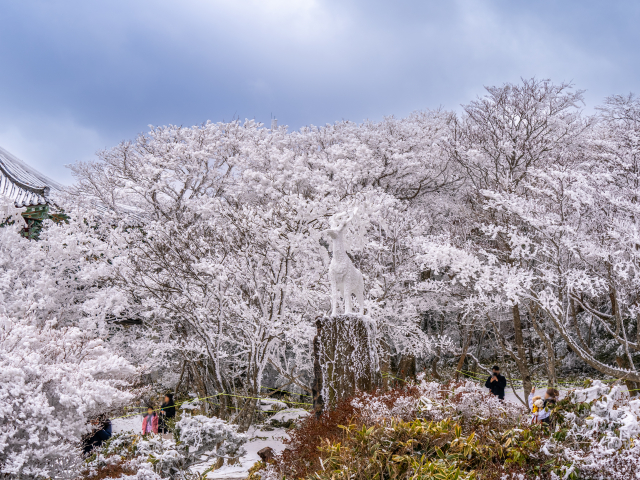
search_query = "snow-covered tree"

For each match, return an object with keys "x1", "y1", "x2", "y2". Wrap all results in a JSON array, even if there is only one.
[
  {"x1": 0, "y1": 195, "x2": 137, "y2": 478},
  {"x1": 66, "y1": 116, "x2": 453, "y2": 428},
  {"x1": 425, "y1": 79, "x2": 592, "y2": 394},
  {"x1": 415, "y1": 87, "x2": 640, "y2": 390},
  {"x1": 0, "y1": 313, "x2": 134, "y2": 478}
]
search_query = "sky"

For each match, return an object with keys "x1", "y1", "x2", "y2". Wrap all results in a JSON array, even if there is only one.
[{"x1": 0, "y1": 0, "x2": 639, "y2": 184}]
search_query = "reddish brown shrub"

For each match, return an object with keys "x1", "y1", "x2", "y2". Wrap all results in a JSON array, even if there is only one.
[
  {"x1": 272, "y1": 386, "x2": 421, "y2": 479},
  {"x1": 79, "y1": 460, "x2": 135, "y2": 480},
  {"x1": 274, "y1": 397, "x2": 358, "y2": 478}
]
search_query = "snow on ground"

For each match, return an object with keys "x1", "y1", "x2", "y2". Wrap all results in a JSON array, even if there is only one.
[
  {"x1": 112, "y1": 409, "x2": 304, "y2": 480},
  {"x1": 195, "y1": 425, "x2": 288, "y2": 479},
  {"x1": 110, "y1": 417, "x2": 288, "y2": 479},
  {"x1": 112, "y1": 415, "x2": 141, "y2": 434},
  {"x1": 499, "y1": 383, "x2": 629, "y2": 405},
  {"x1": 111, "y1": 384, "x2": 632, "y2": 479},
  {"x1": 196, "y1": 407, "x2": 311, "y2": 479}
]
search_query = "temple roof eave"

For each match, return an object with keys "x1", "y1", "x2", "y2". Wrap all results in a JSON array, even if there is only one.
[{"x1": 0, "y1": 146, "x2": 63, "y2": 207}]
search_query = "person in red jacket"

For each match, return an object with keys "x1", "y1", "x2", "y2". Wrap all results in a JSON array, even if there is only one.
[{"x1": 142, "y1": 406, "x2": 159, "y2": 435}]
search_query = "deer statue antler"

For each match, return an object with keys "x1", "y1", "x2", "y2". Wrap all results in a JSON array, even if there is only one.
[{"x1": 346, "y1": 207, "x2": 358, "y2": 224}]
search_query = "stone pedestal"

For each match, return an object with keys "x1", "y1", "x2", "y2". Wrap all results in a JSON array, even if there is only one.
[{"x1": 313, "y1": 314, "x2": 381, "y2": 414}]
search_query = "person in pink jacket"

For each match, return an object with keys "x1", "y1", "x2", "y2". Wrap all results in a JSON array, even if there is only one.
[{"x1": 142, "y1": 406, "x2": 159, "y2": 435}]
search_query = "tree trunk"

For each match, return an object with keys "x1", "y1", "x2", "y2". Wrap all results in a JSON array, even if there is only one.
[
  {"x1": 512, "y1": 304, "x2": 533, "y2": 396},
  {"x1": 431, "y1": 354, "x2": 441, "y2": 380},
  {"x1": 198, "y1": 361, "x2": 211, "y2": 415},
  {"x1": 569, "y1": 297, "x2": 591, "y2": 354},
  {"x1": 529, "y1": 306, "x2": 557, "y2": 387},
  {"x1": 188, "y1": 361, "x2": 210, "y2": 415},
  {"x1": 472, "y1": 329, "x2": 486, "y2": 374},
  {"x1": 615, "y1": 356, "x2": 640, "y2": 397},
  {"x1": 455, "y1": 321, "x2": 476, "y2": 380},
  {"x1": 312, "y1": 319, "x2": 324, "y2": 416},
  {"x1": 206, "y1": 362, "x2": 232, "y2": 421},
  {"x1": 233, "y1": 397, "x2": 257, "y2": 433},
  {"x1": 540, "y1": 301, "x2": 640, "y2": 383},
  {"x1": 610, "y1": 287, "x2": 622, "y2": 337},
  {"x1": 397, "y1": 354, "x2": 417, "y2": 382},
  {"x1": 379, "y1": 338, "x2": 391, "y2": 391},
  {"x1": 174, "y1": 360, "x2": 187, "y2": 396}
]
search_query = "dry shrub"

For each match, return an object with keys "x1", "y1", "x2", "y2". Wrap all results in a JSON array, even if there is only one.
[
  {"x1": 274, "y1": 395, "x2": 359, "y2": 478},
  {"x1": 79, "y1": 459, "x2": 135, "y2": 480},
  {"x1": 258, "y1": 379, "x2": 640, "y2": 479},
  {"x1": 270, "y1": 386, "x2": 423, "y2": 478},
  {"x1": 266, "y1": 382, "x2": 542, "y2": 479}
]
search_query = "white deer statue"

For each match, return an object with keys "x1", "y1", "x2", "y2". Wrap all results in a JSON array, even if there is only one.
[{"x1": 324, "y1": 210, "x2": 365, "y2": 316}]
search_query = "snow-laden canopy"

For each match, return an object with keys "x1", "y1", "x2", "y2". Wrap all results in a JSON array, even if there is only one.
[{"x1": 0, "y1": 145, "x2": 63, "y2": 206}]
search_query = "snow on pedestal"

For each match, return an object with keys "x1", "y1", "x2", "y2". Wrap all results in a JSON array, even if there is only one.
[{"x1": 313, "y1": 314, "x2": 381, "y2": 413}]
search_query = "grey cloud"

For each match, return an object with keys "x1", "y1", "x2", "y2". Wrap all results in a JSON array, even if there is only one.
[{"x1": 0, "y1": 0, "x2": 638, "y2": 183}]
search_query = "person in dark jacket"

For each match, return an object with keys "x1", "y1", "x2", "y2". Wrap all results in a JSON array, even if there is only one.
[
  {"x1": 159, "y1": 393, "x2": 176, "y2": 434},
  {"x1": 82, "y1": 415, "x2": 112, "y2": 456},
  {"x1": 485, "y1": 366, "x2": 507, "y2": 400}
]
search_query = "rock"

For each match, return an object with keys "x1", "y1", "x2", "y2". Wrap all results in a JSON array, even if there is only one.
[
  {"x1": 270, "y1": 408, "x2": 309, "y2": 423},
  {"x1": 257, "y1": 446, "x2": 275, "y2": 463},
  {"x1": 258, "y1": 398, "x2": 287, "y2": 411}
]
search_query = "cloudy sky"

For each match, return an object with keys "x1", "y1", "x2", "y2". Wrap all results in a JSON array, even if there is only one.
[{"x1": 0, "y1": 0, "x2": 638, "y2": 184}]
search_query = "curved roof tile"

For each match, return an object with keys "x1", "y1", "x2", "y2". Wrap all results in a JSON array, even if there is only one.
[{"x1": 0, "y1": 146, "x2": 63, "y2": 207}]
